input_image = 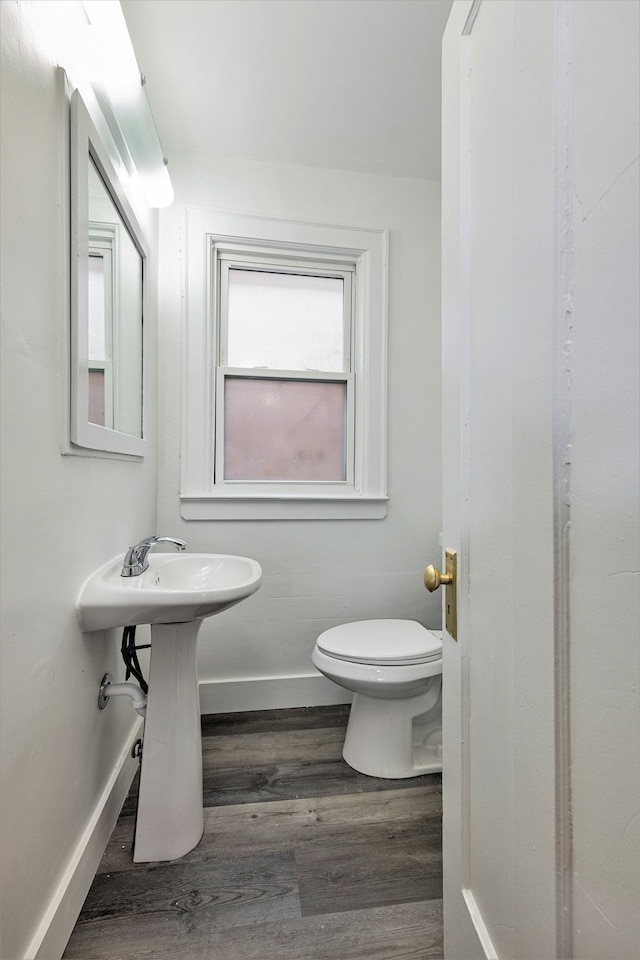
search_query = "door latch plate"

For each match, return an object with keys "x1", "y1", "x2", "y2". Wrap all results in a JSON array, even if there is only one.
[{"x1": 445, "y1": 548, "x2": 458, "y2": 640}]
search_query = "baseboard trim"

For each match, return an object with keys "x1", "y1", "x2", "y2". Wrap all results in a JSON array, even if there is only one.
[
  {"x1": 23, "y1": 678, "x2": 347, "y2": 957},
  {"x1": 199, "y1": 673, "x2": 352, "y2": 714},
  {"x1": 24, "y1": 718, "x2": 143, "y2": 960},
  {"x1": 462, "y1": 887, "x2": 499, "y2": 959}
]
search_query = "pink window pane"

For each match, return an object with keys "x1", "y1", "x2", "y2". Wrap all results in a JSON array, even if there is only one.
[
  {"x1": 223, "y1": 378, "x2": 347, "y2": 481},
  {"x1": 88, "y1": 369, "x2": 105, "y2": 426}
]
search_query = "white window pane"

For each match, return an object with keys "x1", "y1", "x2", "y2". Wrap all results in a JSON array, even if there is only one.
[
  {"x1": 224, "y1": 377, "x2": 346, "y2": 481},
  {"x1": 88, "y1": 255, "x2": 106, "y2": 360},
  {"x1": 227, "y1": 269, "x2": 344, "y2": 371}
]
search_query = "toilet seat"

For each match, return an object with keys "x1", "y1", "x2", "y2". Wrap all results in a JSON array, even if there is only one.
[{"x1": 316, "y1": 619, "x2": 442, "y2": 666}]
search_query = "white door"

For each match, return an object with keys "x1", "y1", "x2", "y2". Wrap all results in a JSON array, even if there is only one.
[{"x1": 440, "y1": 1, "x2": 640, "y2": 958}]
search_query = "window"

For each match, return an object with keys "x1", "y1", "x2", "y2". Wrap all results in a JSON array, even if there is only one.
[
  {"x1": 87, "y1": 235, "x2": 115, "y2": 428},
  {"x1": 217, "y1": 254, "x2": 354, "y2": 484},
  {"x1": 181, "y1": 210, "x2": 388, "y2": 519}
]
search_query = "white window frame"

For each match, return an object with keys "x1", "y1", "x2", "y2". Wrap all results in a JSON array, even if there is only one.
[
  {"x1": 181, "y1": 209, "x2": 388, "y2": 520},
  {"x1": 216, "y1": 248, "x2": 355, "y2": 489}
]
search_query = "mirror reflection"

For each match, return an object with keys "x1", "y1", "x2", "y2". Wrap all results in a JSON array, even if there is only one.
[{"x1": 87, "y1": 157, "x2": 143, "y2": 437}]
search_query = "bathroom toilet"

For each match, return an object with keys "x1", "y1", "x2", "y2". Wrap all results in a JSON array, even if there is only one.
[{"x1": 312, "y1": 619, "x2": 442, "y2": 779}]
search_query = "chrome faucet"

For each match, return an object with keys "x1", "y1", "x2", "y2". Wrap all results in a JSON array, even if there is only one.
[{"x1": 121, "y1": 536, "x2": 187, "y2": 577}]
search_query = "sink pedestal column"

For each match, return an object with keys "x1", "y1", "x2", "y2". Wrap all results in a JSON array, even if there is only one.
[{"x1": 133, "y1": 620, "x2": 204, "y2": 862}]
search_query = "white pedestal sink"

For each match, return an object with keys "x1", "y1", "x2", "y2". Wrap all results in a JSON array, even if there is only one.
[{"x1": 77, "y1": 552, "x2": 262, "y2": 862}]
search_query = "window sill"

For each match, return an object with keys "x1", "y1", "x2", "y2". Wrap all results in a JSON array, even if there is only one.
[{"x1": 180, "y1": 494, "x2": 388, "y2": 521}]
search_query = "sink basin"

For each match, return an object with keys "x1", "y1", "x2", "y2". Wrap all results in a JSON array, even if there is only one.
[{"x1": 77, "y1": 552, "x2": 262, "y2": 632}]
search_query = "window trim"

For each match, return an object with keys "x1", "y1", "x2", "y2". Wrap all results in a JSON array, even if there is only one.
[{"x1": 181, "y1": 209, "x2": 388, "y2": 520}]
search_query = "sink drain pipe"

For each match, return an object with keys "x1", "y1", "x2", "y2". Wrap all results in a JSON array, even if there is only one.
[{"x1": 98, "y1": 673, "x2": 147, "y2": 717}]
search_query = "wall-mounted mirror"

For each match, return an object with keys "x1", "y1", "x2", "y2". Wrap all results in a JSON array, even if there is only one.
[{"x1": 70, "y1": 90, "x2": 148, "y2": 456}]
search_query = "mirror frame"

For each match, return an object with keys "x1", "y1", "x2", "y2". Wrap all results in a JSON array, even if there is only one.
[{"x1": 70, "y1": 89, "x2": 149, "y2": 456}]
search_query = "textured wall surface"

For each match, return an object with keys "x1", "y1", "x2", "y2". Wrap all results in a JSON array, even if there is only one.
[
  {"x1": 0, "y1": 4, "x2": 158, "y2": 956},
  {"x1": 157, "y1": 152, "x2": 443, "y2": 708}
]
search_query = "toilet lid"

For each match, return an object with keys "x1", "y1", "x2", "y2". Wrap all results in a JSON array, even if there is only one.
[{"x1": 316, "y1": 619, "x2": 442, "y2": 666}]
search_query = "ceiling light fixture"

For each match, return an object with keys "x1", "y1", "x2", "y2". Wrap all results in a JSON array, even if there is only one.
[{"x1": 81, "y1": 0, "x2": 174, "y2": 208}]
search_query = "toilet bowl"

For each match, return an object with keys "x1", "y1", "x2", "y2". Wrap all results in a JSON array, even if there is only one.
[{"x1": 312, "y1": 619, "x2": 442, "y2": 779}]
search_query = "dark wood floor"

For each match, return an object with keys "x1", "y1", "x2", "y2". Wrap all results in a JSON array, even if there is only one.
[{"x1": 63, "y1": 704, "x2": 443, "y2": 959}]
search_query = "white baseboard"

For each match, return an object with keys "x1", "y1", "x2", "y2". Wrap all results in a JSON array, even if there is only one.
[
  {"x1": 199, "y1": 672, "x2": 352, "y2": 714},
  {"x1": 25, "y1": 718, "x2": 143, "y2": 960},
  {"x1": 22, "y1": 678, "x2": 347, "y2": 958},
  {"x1": 462, "y1": 887, "x2": 499, "y2": 959}
]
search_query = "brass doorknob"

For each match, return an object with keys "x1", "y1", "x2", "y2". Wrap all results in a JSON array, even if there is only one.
[{"x1": 424, "y1": 564, "x2": 453, "y2": 592}]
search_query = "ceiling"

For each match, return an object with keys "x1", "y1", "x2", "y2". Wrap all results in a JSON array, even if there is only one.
[{"x1": 120, "y1": 0, "x2": 453, "y2": 181}]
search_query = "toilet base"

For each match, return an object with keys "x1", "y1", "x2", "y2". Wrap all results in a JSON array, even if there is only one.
[{"x1": 342, "y1": 681, "x2": 442, "y2": 779}]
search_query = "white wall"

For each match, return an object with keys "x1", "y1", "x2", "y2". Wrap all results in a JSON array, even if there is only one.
[
  {"x1": 157, "y1": 151, "x2": 442, "y2": 710},
  {"x1": 1, "y1": 5, "x2": 441, "y2": 954},
  {"x1": 0, "y1": 3, "x2": 158, "y2": 957}
]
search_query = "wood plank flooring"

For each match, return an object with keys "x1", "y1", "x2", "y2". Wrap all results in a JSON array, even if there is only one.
[{"x1": 63, "y1": 705, "x2": 443, "y2": 959}]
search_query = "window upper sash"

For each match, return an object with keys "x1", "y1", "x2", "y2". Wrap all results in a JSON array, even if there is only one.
[{"x1": 215, "y1": 249, "x2": 354, "y2": 373}]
